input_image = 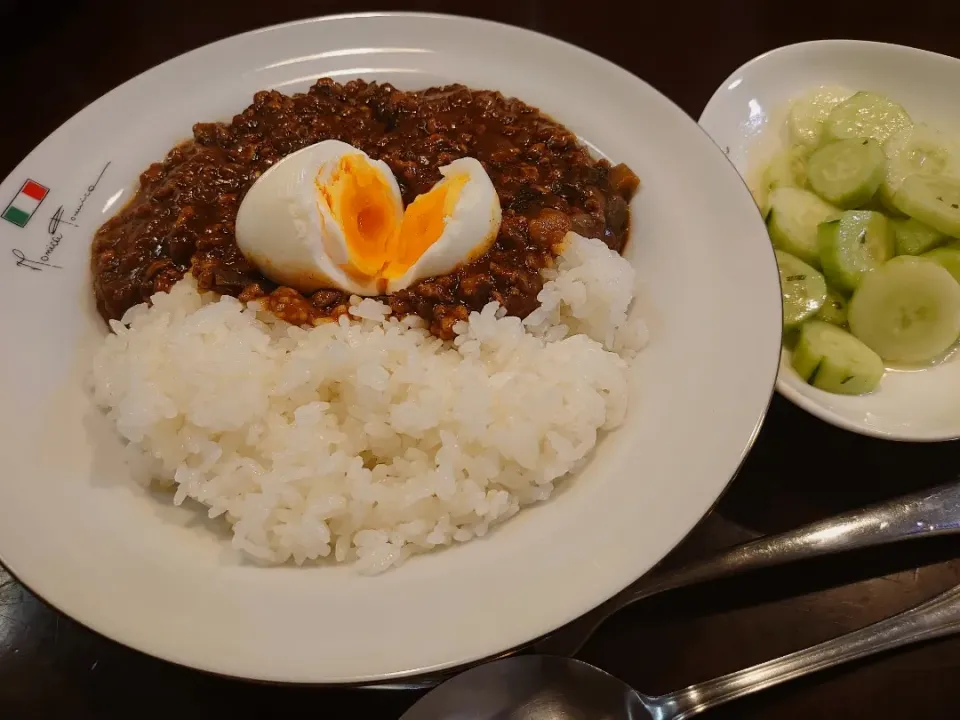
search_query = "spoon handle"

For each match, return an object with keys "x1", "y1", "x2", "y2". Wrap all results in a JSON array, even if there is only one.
[
  {"x1": 535, "y1": 481, "x2": 960, "y2": 658},
  {"x1": 651, "y1": 581, "x2": 960, "y2": 720}
]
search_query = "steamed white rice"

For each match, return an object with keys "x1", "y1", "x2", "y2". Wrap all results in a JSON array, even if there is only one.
[{"x1": 90, "y1": 233, "x2": 646, "y2": 573}]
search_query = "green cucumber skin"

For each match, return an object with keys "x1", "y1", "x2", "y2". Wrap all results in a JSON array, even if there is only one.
[
  {"x1": 894, "y1": 218, "x2": 946, "y2": 256},
  {"x1": 791, "y1": 336, "x2": 820, "y2": 381},
  {"x1": 817, "y1": 288, "x2": 849, "y2": 326},
  {"x1": 817, "y1": 220, "x2": 845, "y2": 288},
  {"x1": 791, "y1": 320, "x2": 884, "y2": 395},
  {"x1": 921, "y1": 246, "x2": 960, "y2": 285},
  {"x1": 811, "y1": 354, "x2": 882, "y2": 395},
  {"x1": 807, "y1": 138, "x2": 885, "y2": 209},
  {"x1": 775, "y1": 250, "x2": 827, "y2": 329},
  {"x1": 767, "y1": 188, "x2": 841, "y2": 269},
  {"x1": 817, "y1": 212, "x2": 893, "y2": 294}
]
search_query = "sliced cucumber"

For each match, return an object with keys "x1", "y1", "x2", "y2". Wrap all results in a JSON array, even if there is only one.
[
  {"x1": 824, "y1": 92, "x2": 912, "y2": 145},
  {"x1": 817, "y1": 210, "x2": 894, "y2": 293},
  {"x1": 880, "y1": 123, "x2": 960, "y2": 209},
  {"x1": 787, "y1": 86, "x2": 854, "y2": 147},
  {"x1": 893, "y1": 174, "x2": 960, "y2": 239},
  {"x1": 765, "y1": 146, "x2": 810, "y2": 189},
  {"x1": 753, "y1": 146, "x2": 811, "y2": 219},
  {"x1": 791, "y1": 320, "x2": 884, "y2": 395},
  {"x1": 817, "y1": 287, "x2": 849, "y2": 326},
  {"x1": 893, "y1": 217, "x2": 945, "y2": 256},
  {"x1": 848, "y1": 256, "x2": 960, "y2": 364},
  {"x1": 921, "y1": 246, "x2": 960, "y2": 284},
  {"x1": 807, "y1": 138, "x2": 885, "y2": 208},
  {"x1": 767, "y1": 187, "x2": 841, "y2": 268},
  {"x1": 752, "y1": 184, "x2": 771, "y2": 220},
  {"x1": 775, "y1": 250, "x2": 828, "y2": 329}
]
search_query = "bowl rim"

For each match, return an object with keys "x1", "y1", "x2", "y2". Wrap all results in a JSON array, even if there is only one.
[{"x1": 700, "y1": 38, "x2": 960, "y2": 443}]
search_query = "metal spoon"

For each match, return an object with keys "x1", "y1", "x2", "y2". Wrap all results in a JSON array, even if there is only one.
[
  {"x1": 534, "y1": 480, "x2": 960, "y2": 658},
  {"x1": 371, "y1": 481, "x2": 960, "y2": 690},
  {"x1": 401, "y1": 582, "x2": 960, "y2": 719}
]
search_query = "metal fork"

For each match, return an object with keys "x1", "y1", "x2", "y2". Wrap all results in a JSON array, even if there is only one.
[
  {"x1": 368, "y1": 480, "x2": 960, "y2": 689},
  {"x1": 534, "y1": 480, "x2": 960, "y2": 657}
]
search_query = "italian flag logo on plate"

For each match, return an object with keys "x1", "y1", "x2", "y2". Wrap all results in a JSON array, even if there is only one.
[{"x1": 3, "y1": 180, "x2": 49, "y2": 228}]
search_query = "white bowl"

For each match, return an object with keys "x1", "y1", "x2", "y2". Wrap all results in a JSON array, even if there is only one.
[
  {"x1": 0, "y1": 13, "x2": 779, "y2": 682},
  {"x1": 700, "y1": 40, "x2": 960, "y2": 442}
]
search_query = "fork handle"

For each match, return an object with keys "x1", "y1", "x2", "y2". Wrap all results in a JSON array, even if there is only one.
[
  {"x1": 650, "y1": 581, "x2": 960, "y2": 719},
  {"x1": 534, "y1": 481, "x2": 960, "y2": 657}
]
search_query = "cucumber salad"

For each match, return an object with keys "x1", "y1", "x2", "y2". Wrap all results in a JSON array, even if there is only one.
[{"x1": 755, "y1": 87, "x2": 960, "y2": 396}]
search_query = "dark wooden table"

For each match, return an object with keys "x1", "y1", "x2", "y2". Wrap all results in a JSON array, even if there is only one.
[{"x1": 3, "y1": 1, "x2": 960, "y2": 717}]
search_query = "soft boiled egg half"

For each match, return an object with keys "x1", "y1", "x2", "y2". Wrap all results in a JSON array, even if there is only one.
[{"x1": 235, "y1": 139, "x2": 501, "y2": 297}]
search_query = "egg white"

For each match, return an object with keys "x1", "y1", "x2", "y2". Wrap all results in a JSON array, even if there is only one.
[
  {"x1": 236, "y1": 142, "x2": 502, "y2": 300},
  {"x1": 235, "y1": 139, "x2": 404, "y2": 297}
]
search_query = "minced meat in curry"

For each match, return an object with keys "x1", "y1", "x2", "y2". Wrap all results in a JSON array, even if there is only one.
[{"x1": 91, "y1": 78, "x2": 639, "y2": 338}]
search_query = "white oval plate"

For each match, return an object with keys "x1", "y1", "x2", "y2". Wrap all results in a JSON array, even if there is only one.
[
  {"x1": 0, "y1": 13, "x2": 779, "y2": 682},
  {"x1": 700, "y1": 40, "x2": 960, "y2": 442}
]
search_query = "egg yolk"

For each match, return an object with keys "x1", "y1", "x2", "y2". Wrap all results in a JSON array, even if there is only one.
[
  {"x1": 317, "y1": 155, "x2": 400, "y2": 279},
  {"x1": 383, "y1": 172, "x2": 470, "y2": 279}
]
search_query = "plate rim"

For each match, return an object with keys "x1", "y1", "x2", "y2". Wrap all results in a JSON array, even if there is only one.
[{"x1": 0, "y1": 11, "x2": 780, "y2": 682}]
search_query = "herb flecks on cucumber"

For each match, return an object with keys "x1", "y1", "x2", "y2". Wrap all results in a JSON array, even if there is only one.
[
  {"x1": 894, "y1": 175, "x2": 960, "y2": 239},
  {"x1": 818, "y1": 211, "x2": 893, "y2": 293},
  {"x1": 792, "y1": 321, "x2": 884, "y2": 395},
  {"x1": 881, "y1": 123, "x2": 960, "y2": 211},
  {"x1": 817, "y1": 288, "x2": 848, "y2": 326},
  {"x1": 756, "y1": 87, "x2": 960, "y2": 395},
  {"x1": 775, "y1": 250, "x2": 827, "y2": 329}
]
